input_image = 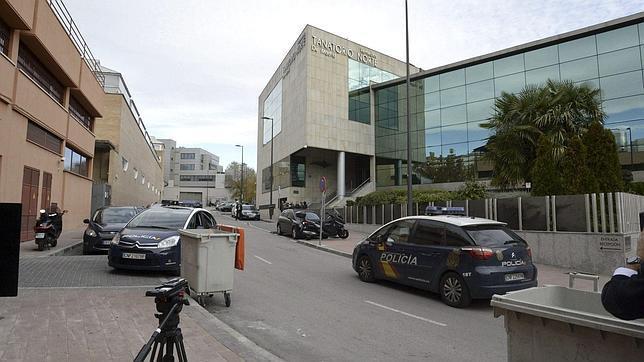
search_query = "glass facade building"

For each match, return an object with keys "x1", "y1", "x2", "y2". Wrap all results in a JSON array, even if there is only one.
[{"x1": 373, "y1": 18, "x2": 644, "y2": 187}]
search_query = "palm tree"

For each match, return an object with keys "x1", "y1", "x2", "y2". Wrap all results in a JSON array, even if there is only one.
[{"x1": 481, "y1": 79, "x2": 604, "y2": 189}]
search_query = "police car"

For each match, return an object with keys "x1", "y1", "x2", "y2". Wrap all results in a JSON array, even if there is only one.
[{"x1": 352, "y1": 207, "x2": 537, "y2": 308}]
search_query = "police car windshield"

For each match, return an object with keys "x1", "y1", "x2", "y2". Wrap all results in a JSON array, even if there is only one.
[
  {"x1": 127, "y1": 208, "x2": 191, "y2": 229},
  {"x1": 463, "y1": 225, "x2": 526, "y2": 248}
]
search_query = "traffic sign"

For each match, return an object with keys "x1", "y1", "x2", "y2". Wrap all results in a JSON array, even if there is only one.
[{"x1": 319, "y1": 176, "x2": 327, "y2": 193}]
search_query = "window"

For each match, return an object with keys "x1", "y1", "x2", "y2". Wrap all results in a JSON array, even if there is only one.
[
  {"x1": 26, "y1": 121, "x2": 62, "y2": 154},
  {"x1": 411, "y1": 220, "x2": 443, "y2": 246},
  {"x1": 386, "y1": 220, "x2": 416, "y2": 244},
  {"x1": 263, "y1": 79, "x2": 283, "y2": 144},
  {"x1": 64, "y1": 146, "x2": 89, "y2": 177},
  {"x1": 121, "y1": 157, "x2": 129, "y2": 172},
  {"x1": 439, "y1": 69, "x2": 465, "y2": 89},
  {"x1": 445, "y1": 225, "x2": 471, "y2": 246},
  {"x1": 290, "y1": 156, "x2": 305, "y2": 187},
  {"x1": 180, "y1": 164, "x2": 195, "y2": 170},
  {"x1": 69, "y1": 96, "x2": 93, "y2": 129},
  {"x1": 0, "y1": 18, "x2": 9, "y2": 56},
  {"x1": 180, "y1": 153, "x2": 195, "y2": 159},
  {"x1": 179, "y1": 175, "x2": 215, "y2": 182},
  {"x1": 348, "y1": 88, "x2": 371, "y2": 124},
  {"x1": 17, "y1": 44, "x2": 64, "y2": 103}
]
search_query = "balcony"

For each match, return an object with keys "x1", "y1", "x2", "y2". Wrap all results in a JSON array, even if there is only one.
[
  {"x1": 14, "y1": 70, "x2": 67, "y2": 136},
  {"x1": 0, "y1": 53, "x2": 14, "y2": 102},
  {"x1": 67, "y1": 114, "x2": 94, "y2": 157}
]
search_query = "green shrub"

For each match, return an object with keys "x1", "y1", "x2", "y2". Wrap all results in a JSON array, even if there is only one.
[
  {"x1": 454, "y1": 180, "x2": 487, "y2": 200},
  {"x1": 628, "y1": 182, "x2": 644, "y2": 196},
  {"x1": 353, "y1": 186, "x2": 488, "y2": 207}
]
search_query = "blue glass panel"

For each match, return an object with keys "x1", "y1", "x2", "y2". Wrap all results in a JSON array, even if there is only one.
[
  {"x1": 560, "y1": 56, "x2": 598, "y2": 82},
  {"x1": 424, "y1": 110, "x2": 440, "y2": 129},
  {"x1": 596, "y1": 25, "x2": 639, "y2": 54},
  {"x1": 424, "y1": 76, "x2": 439, "y2": 93},
  {"x1": 424, "y1": 127, "x2": 441, "y2": 147},
  {"x1": 441, "y1": 124, "x2": 468, "y2": 145},
  {"x1": 525, "y1": 45, "x2": 559, "y2": 70},
  {"x1": 440, "y1": 69, "x2": 465, "y2": 89},
  {"x1": 441, "y1": 142, "x2": 468, "y2": 157},
  {"x1": 495, "y1": 72, "x2": 526, "y2": 97},
  {"x1": 425, "y1": 91, "x2": 440, "y2": 111},
  {"x1": 525, "y1": 65, "x2": 560, "y2": 86},
  {"x1": 559, "y1": 36, "x2": 597, "y2": 62},
  {"x1": 603, "y1": 94, "x2": 644, "y2": 124},
  {"x1": 441, "y1": 105, "x2": 467, "y2": 126},
  {"x1": 469, "y1": 140, "x2": 487, "y2": 154},
  {"x1": 425, "y1": 146, "x2": 441, "y2": 158},
  {"x1": 466, "y1": 80, "x2": 494, "y2": 102},
  {"x1": 467, "y1": 99, "x2": 495, "y2": 122},
  {"x1": 466, "y1": 62, "x2": 494, "y2": 83},
  {"x1": 576, "y1": 78, "x2": 600, "y2": 91},
  {"x1": 468, "y1": 121, "x2": 492, "y2": 141},
  {"x1": 598, "y1": 47, "x2": 641, "y2": 77},
  {"x1": 440, "y1": 86, "x2": 466, "y2": 107},
  {"x1": 600, "y1": 71, "x2": 644, "y2": 100},
  {"x1": 640, "y1": 23, "x2": 644, "y2": 44},
  {"x1": 493, "y1": 54, "x2": 524, "y2": 77}
]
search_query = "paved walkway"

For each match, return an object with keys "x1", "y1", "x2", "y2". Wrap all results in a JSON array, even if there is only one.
[
  {"x1": 20, "y1": 229, "x2": 84, "y2": 258},
  {"x1": 0, "y1": 288, "x2": 243, "y2": 362}
]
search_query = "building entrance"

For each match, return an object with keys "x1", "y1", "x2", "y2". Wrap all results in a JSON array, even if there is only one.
[{"x1": 21, "y1": 167, "x2": 40, "y2": 241}]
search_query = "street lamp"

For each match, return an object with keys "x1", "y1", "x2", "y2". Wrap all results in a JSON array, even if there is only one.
[
  {"x1": 627, "y1": 127, "x2": 634, "y2": 168},
  {"x1": 404, "y1": 0, "x2": 413, "y2": 215},
  {"x1": 235, "y1": 144, "x2": 244, "y2": 202},
  {"x1": 261, "y1": 116, "x2": 275, "y2": 219}
]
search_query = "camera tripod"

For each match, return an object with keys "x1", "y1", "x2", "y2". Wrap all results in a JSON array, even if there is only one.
[{"x1": 134, "y1": 296, "x2": 189, "y2": 362}]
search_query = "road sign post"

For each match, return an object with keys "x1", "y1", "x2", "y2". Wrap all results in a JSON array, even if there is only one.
[{"x1": 319, "y1": 177, "x2": 327, "y2": 246}]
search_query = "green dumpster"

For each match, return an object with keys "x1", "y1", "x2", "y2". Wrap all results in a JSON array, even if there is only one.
[{"x1": 491, "y1": 286, "x2": 644, "y2": 361}]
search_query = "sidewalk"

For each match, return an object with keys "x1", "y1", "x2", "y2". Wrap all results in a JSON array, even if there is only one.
[
  {"x1": 300, "y1": 229, "x2": 612, "y2": 292},
  {"x1": 0, "y1": 288, "x2": 244, "y2": 362},
  {"x1": 20, "y1": 229, "x2": 84, "y2": 258}
]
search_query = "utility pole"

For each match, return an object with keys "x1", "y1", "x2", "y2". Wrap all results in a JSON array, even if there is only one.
[{"x1": 405, "y1": 0, "x2": 413, "y2": 215}]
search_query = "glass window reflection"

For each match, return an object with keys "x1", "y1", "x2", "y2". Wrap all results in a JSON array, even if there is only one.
[
  {"x1": 467, "y1": 99, "x2": 494, "y2": 122},
  {"x1": 493, "y1": 54, "x2": 524, "y2": 77},
  {"x1": 600, "y1": 71, "x2": 644, "y2": 100},
  {"x1": 466, "y1": 62, "x2": 494, "y2": 83},
  {"x1": 424, "y1": 109, "x2": 440, "y2": 129},
  {"x1": 441, "y1": 105, "x2": 467, "y2": 127},
  {"x1": 466, "y1": 80, "x2": 494, "y2": 102},
  {"x1": 441, "y1": 142, "x2": 468, "y2": 156},
  {"x1": 526, "y1": 65, "x2": 560, "y2": 86},
  {"x1": 440, "y1": 69, "x2": 465, "y2": 89},
  {"x1": 468, "y1": 121, "x2": 491, "y2": 141},
  {"x1": 495, "y1": 72, "x2": 526, "y2": 97},
  {"x1": 603, "y1": 94, "x2": 644, "y2": 124},
  {"x1": 598, "y1": 47, "x2": 641, "y2": 77},
  {"x1": 525, "y1": 45, "x2": 559, "y2": 70},
  {"x1": 425, "y1": 91, "x2": 440, "y2": 111},
  {"x1": 596, "y1": 25, "x2": 639, "y2": 54},
  {"x1": 560, "y1": 56, "x2": 598, "y2": 82},
  {"x1": 425, "y1": 128, "x2": 441, "y2": 147},
  {"x1": 441, "y1": 124, "x2": 468, "y2": 145},
  {"x1": 440, "y1": 86, "x2": 466, "y2": 107},
  {"x1": 559, "y1": 36, "x2": 597, "y2": 62},
  {"x1": 425, "y1": 76, "x2": 439, "y2": 93}
]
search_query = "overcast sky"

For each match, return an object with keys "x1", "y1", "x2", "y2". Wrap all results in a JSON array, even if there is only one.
[{"x1": 64, "y1": 0, "x2": 643, "y2": 170}]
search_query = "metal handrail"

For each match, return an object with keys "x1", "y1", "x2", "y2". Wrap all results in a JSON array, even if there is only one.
[
  {"x1": 347, "y1": 178, "x2": 371, "y2": 196},
  {"x1": 47, "y1": 0, "x2": 105, "y2": 86}
]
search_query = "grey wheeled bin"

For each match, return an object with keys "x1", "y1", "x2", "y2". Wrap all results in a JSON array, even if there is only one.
[
  {"x1": 179, "y1": 229, "x2": 238, "y2": 307},
  {"x1": 491, "y1": 285, "x2": 644, "y2": 361}
]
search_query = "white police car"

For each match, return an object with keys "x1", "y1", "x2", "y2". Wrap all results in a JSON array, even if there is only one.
[{"x1": 352, "y1": 207, "x2": 537, "y2": 308}]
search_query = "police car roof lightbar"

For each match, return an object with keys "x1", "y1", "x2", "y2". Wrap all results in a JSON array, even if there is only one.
[{"x1": 425, "y1": 206, "x2": 465, "y2": 216}]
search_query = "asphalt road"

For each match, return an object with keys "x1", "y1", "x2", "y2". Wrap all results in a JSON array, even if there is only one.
[{"x1": 208, "y1": 213, "x2": 507, "y2": 361}]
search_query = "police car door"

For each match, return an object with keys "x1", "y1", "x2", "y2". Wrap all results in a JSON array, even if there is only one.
[
  {"x1": 376, "y1": 219, "x2": 417, "y2": 285},
  {"x1": 405, "y1": 219, "x2": 445, "y2": 289}
]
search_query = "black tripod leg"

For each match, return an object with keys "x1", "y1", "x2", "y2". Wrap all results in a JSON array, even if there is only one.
[
  {"x1": 175, "y1": 329, "x2": 188, "y2": 362},
  {"x1": 163, "y1": 336, "x2": 175, "y2": 362},
  {"x1": 148, "y1": 339, "x2": 160, "y2": 362},
  {"x1": 156, "y1": 338, "x2": 166, "y2": 362}
]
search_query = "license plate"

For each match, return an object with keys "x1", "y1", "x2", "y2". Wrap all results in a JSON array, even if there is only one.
[
  {"x1": 505, "y1": 273, "x2": 524, "y2": 282},
  {"x1": 122, "y1": 253, "x2": 146, "y2": 260},
  {"x1": 35, "y1": 233, "x2": 45, "y2": 239}
]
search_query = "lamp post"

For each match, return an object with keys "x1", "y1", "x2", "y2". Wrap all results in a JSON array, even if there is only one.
[
  {"x1": 627, "y1": 127, "x2": 634, "y2": 168},
  {"x1": 405, "y1": 0, "x2": 413, "y2": 216},
  {"x1": 235, "y1": 144, "x2": 244, "y2": 202},
  {"x1": 261, "y1": 116, "x2": 274, "y2": 219}
]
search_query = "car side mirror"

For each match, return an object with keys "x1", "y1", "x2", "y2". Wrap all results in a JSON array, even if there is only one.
[{"x1": 83, "y1": 219, "x2": 90, "y2": 224}]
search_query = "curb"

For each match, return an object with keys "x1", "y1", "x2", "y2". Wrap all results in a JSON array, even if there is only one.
[
  {"x1": 292, "y1": 239, "x2": 352, "y2": 259},
  {"x1": 50, "y1": 241, "x2": 83, "y2": 256}
]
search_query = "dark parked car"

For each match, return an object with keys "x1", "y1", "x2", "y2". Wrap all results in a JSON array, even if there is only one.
[
  {"x1": 82, "y1": 206, "x2": 141, "y2": 254},
  {"x1": 352, "y1": 214, "x2": 537, "y2": 308},
  {"x1": 218, "y1": 202, "x2": 233, "y2": 212},
  {"x1": 108, "y1": 206, "x2": 217, "y2": 275},
  {"x1": 276, "y1": 209, "x2": 325, "y2": 239},
  {"x1": 239, "y1": 204, "x2": 260, "y2": 220}
]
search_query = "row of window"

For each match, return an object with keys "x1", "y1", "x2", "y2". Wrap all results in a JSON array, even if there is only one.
[
  {"x1": 17, "y1": 43, "x2": 64, "y2": 104},
  {"x1": 26, "y1": 121, "x2": 63, "y2": 154},
  {"x1": 262, "y1": 79, "x2": 283, "y2": 144},
  {"x1": 64, "y1": 147, "x2": 88, "y2": 177},
  {"x1": 120, "y1": 156, "x2": 160, "y2": 194},
  {"x1": 180, "y1": 153, "x2": 195, "y2": 159},
  {"x1": 180, "y1": 175, "x2": 215, "y2": 182},
  {"x1": 0, "y1": 18, "x2": 9, "y2": 56},
  {"x1": 372, "y1": 219, "x2": 471, "y2": 247}
]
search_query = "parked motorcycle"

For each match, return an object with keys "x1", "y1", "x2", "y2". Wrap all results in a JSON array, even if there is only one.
[
  {"x1": 323, "y1": 211, "x2": 349, "y2": 239},
  {"x1": 34, "y1": 209, "x2": 65, "y2": 251}
]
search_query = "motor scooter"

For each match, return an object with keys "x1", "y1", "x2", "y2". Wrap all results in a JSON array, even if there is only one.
[
  {"x1": 34, "y1": 209, "x2": 65, "y2": 251},
  {"x1": 323, "y1": 211, "x2": 349, "y2": 239}
]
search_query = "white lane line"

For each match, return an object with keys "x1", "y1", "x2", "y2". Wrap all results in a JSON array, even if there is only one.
[
  {"x1": 364, "y1": 300, "x2": 447, "y2": 327},
  {"x1": 254, "y1": 255, "x2": 273, "y2": 265}
]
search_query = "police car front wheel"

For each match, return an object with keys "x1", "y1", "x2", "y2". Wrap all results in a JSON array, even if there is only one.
[
  {"x1": 440, "y1": 272, "x2": 471, "y2": 308},
  {"x1": 357, "y1": 255, "x2": 375, "y2": 283}
]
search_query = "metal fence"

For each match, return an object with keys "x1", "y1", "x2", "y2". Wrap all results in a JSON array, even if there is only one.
[{"x1": 342, "y1": 192, "x2": 644, "y2": 234}]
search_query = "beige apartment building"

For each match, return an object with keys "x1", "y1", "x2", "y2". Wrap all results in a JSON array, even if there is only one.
[
  {"x1": 91, "y1": 65, "x2": 163, "y2": 211},
  {"x1": 0, "y1": 0, "x2": 104, "y2": 240}
]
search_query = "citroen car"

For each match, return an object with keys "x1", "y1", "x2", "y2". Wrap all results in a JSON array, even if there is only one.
[
  {"x1": 82, "y1": 206, "x2": 141, "y2": 254},
  {"x1": 352, "y1": 208, "x2": 537, "y2": 308},
  {"x1": 108, "y1": 206, "x2": 217, "y2": 274}
]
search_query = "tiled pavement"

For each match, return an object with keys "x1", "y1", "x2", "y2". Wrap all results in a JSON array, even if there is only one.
[
  {"x1": 0, "y1": 288, "x2": 242, "y2": 362},
  {"x1": 20, "y1": 229, "x2": 84, "y2": 259}
]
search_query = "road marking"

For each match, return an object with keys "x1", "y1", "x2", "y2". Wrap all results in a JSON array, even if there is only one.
[
  {"x1": 254, "y1": 255, "x2": 273, "y2": 265},
  {"x1": 364, "y1": 300, "x2": 447, "y2": 327}
]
